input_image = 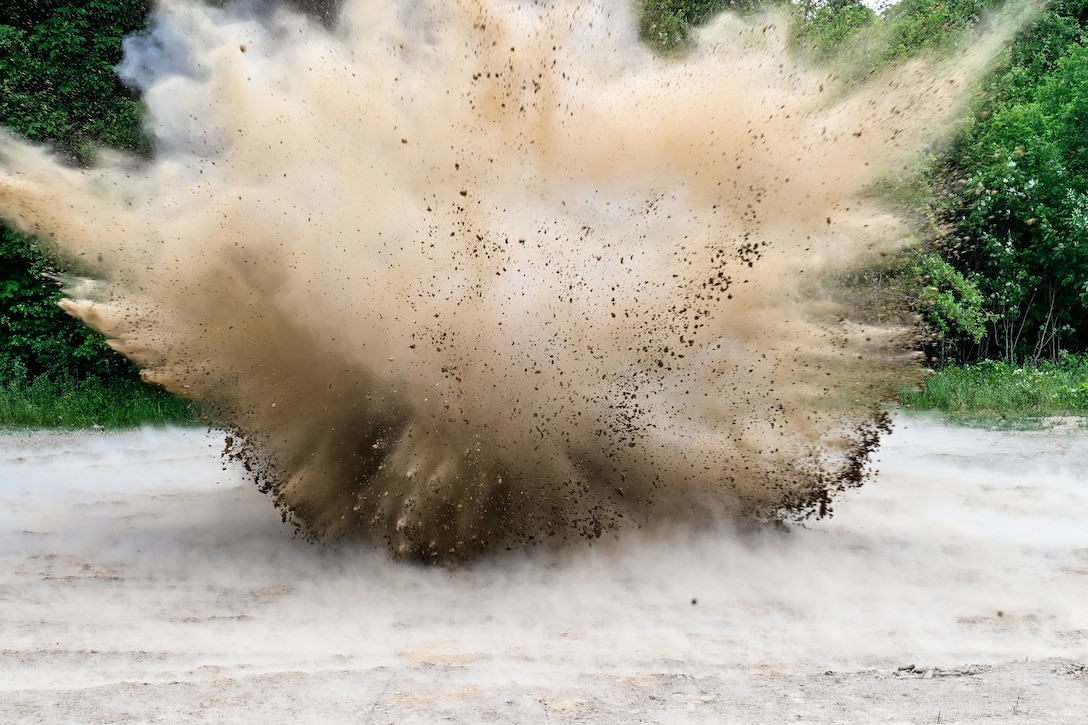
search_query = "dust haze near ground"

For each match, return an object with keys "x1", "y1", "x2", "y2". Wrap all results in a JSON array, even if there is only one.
[
  {"x1": 0, "y1": 1, "x2": 1026, "y2": 558},
  {"x1": 1, "y1": 419, "x2": 1086, "y2": 722}
]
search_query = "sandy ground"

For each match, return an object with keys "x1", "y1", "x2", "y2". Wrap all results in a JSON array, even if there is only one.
[{"x1": 1, "y1": 417, "x2": 1087, "y2": 723}]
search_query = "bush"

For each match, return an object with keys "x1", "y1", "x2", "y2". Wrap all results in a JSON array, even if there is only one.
[
  {"x1": 937, "y1": 0, "x2": 1088, "y2": 363},
  {"x1": 0, "y1": 0, "x2": 151, "y2": 391}
]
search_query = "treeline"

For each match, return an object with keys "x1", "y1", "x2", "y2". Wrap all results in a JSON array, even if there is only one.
[{"x1": 2, "y1": 0, "x2": 1087, "y2": 402}]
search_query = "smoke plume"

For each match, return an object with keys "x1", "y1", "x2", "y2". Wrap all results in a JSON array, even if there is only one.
[{"x1": 0, "y1": 1, "x2": 1019, "y2": 559}]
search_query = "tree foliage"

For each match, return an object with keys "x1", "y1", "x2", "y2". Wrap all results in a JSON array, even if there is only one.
[
  {"x1": 797, "y1": 0, "x2": 877, "y2": 58},
  {"x1": 939, "y1": 0, "x2": 1088, "y2": 362},
  {"x1": 638, "y1": 0, "x2": 789, "y2": 53},
  {"x1": 0, "y1": 0, "x2": 150, "y2": 160},
  {"x1": 0, "y1": 0, "x2": 149, "y2": 384}
]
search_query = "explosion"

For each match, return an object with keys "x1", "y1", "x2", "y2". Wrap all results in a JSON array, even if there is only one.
[{"x1": 0, "y1": 0, "x2": 1018, "y2": 559}]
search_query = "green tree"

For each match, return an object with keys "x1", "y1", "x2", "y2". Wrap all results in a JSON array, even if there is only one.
[
  {"x1": 637, "y1": 0, "x2": 778, "y2": 53},
  {"x1": 0, "y1": 0, "x2": 150, "y2": 384},
  {"x1": 795, "y1": 0, "x2": 877, "y2": 60},
  {"x1": 0, "y1": 0, "x2": 150, "y2": 160},
  {"x1": 941, "y1": 4, "x2": 1088, "y2": 362}
]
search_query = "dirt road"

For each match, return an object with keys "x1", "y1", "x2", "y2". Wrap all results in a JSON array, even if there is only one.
[{"x1": 2, "y1": 418, "x2": 1086, "y2": 723}]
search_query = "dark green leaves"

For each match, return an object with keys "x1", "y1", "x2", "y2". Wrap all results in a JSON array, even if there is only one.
[
  {"x1": 0, "y1": 0, "x2": 150, "y2": 386},
  {"x1": 946, "y1": 15, "x2": 1088, "y2": 361}
]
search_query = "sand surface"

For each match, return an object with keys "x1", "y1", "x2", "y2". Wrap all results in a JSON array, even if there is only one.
[{"x1": 2, "y1": 417, "x2": 1086, "y2": 723}]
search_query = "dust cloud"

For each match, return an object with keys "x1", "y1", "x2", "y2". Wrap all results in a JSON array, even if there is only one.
[{"x1": 0, "y1": 1, "x2": 1023, "y2": 559}]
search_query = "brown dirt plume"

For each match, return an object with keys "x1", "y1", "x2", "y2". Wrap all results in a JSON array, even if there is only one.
[{"x1": 0, "y1": 1, "x2": 1023, "y2": 560}]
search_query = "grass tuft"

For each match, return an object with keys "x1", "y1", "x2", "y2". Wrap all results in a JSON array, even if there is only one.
[
  {"x1": 5, "y1": 356, "x2": 1087, "y2": 431},
  {"x1": 900, "y1": 354, "x2": 1088, "y2": 427},
  {"x1": 0, "y1": 375, "x2": 200, "y2": 429}
]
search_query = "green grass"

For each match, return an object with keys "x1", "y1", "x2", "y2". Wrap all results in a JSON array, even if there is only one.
[
  {"x1": 0, "y1": 375, "x2": 201, "y2": 429},
  {"x1": 900, "y1": 354, "x2": 1088, "y2": 427},
  {"x1": 5, "y1": 356, "x2": 1088, "y2": 430}
]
